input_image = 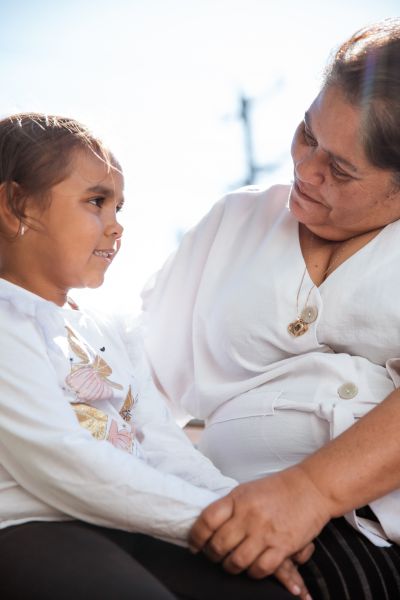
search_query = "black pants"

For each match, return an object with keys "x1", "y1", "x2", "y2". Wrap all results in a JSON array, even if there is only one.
[
  {"x1": 299, "y1": 516, "x2": 400, "y2": 599},
  {"x1": 2, "y1": 518, "x2": 400, "y2": 599},
  {"x1": 0, "y1": 520, "x2": 293, "y2": 600}
]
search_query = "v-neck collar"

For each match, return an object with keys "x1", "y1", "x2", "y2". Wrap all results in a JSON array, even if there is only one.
[{"x1": 295, "y1": 219, "x2": 394, "y2": 291}]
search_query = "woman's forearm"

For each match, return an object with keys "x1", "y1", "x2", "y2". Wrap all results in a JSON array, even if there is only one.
[
  {"x1": 299, "y1": 387, "x2": 400, "y2": 518},
  {"x1": 189, "y1": 388, "x2": 400, "y2": 579}
]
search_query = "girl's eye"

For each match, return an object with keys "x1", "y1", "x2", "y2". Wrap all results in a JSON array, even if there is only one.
[
  {"x1": 116, "y1": 202, "x2": 124, "y2": 213},
  {"x1": 89, "y1": 197, "x2": 105, "y2": 208},
  {"x1": 330, "y1": 162, "x2": 352, "y2": 180}
]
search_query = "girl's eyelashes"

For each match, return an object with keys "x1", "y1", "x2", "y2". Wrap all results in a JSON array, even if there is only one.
[
  {"x1": 88, "y1": 197, "x2": 124, "y2": 211},
  {"x1": 88, "y1": 196, "x2": 105, "y2": 208},
  {"x1": 88, "y1": 196, "x2": 125, "y2": 212}
]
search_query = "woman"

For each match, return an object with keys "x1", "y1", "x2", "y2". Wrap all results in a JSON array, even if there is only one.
[
  {"x1": 0, "y1": 113, "x2": 312, "y2": 599},
  {"x1": 142, "y1": 18, "x2": 400, "y2": 598}
]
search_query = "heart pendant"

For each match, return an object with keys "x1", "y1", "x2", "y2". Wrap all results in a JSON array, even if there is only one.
[{"x1": 287, "y1": 318, "x2": 309, "y2": 337}]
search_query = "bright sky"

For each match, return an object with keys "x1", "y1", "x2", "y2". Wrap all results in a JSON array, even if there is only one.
[{"x1": 0, "y1": 0, "x2": 398, "y2": 312}]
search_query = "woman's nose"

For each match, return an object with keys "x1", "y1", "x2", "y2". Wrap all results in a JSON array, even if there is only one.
[
  {"x1": 294, "y1": 151, "x2": 325, "y2": 186},
  {"x1": 292, "y1": 132, "x2": 325, "y2": 186}
]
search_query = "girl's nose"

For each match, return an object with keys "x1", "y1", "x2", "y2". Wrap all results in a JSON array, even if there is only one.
[{"x1": 107, "y1": 218, "x2": 124, "y2": 239}]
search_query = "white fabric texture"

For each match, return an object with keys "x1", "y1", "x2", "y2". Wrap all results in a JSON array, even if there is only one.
[
  {"x1": 0, "y1": 278, "x2": 236, "y2": 546},
  {"x1": 142, "y1": 184, "x2": 400, "y2": 547}
]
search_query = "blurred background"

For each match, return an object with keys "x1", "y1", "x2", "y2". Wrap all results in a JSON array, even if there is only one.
[{"x1": 0, "y1": 0, "x2": 398, "y2": 313}]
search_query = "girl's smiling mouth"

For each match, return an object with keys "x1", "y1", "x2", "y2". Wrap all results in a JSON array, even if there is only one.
[{"x1": 93, "y1": 249, "x2": 116, "y2": 262}]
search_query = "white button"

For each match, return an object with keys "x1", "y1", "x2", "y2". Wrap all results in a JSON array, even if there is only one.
[
  {"x1": 300, "y1": 306, "x2": 318, "y2": 324},
  {"x1": 337, "y1": 382, "x2": 358, "y2": 399}
]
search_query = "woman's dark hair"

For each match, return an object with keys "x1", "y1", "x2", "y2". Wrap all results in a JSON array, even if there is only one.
[
  {"x1": 0, "y1": 112, "x2": 119, "y2": 231},
  {"x1": 324, "y1": 18, "x2": 400, "y2": 185}
]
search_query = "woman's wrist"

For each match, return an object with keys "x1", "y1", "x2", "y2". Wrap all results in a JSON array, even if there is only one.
[
  {"x1": 295, "y1": 459, "x2": 346, "y2": 521},
  {"x1": 296, "y1": 389, "x2": 400, "y2": 519},
  {"x1": 284, "y1": 463, "x2": 335, "y2": 526}
]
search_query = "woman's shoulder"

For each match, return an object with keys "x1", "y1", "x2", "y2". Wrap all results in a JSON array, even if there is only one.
[
  {"x1": 207, "y1": 184, "x2": 291, "y2": 237},
  {"x1": 222, "y1": 183, "x2": 291, "y2": 217}
]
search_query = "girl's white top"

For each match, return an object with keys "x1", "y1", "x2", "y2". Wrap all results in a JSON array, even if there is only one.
[
  {"x1": 0, "y1": 278, "x2": 235, "y2": 545},
  {"x1": 142, "y1": 184, "x2": 400, "y2": 548}
]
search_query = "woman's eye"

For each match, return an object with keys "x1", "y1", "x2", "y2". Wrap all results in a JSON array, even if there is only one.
[
  {"x1": 116, "y1": 202, "x2": 124, "y2": 213},
  {"x1": 303, "y1": 127, "x2": 317, "y2": 147},
  {"x1": 330, "y1": 163, "x2": 351, "y2": 180},
  {"x1": 89, "y1": 197, "x2": 105, "y2": 208}
]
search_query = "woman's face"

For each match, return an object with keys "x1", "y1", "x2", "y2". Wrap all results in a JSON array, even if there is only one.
[{"x1": 289, "y1": 85, "x2": 400, "y2": 241}]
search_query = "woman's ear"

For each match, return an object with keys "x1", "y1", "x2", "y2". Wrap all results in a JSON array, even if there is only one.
[{"x1": 0, "y1": 182, "x2": 24, "y2": 237}]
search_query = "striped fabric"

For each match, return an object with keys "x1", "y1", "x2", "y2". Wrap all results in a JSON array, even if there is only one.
[{"x1": 300, "y1": 516, "x2": 400, "y2": 599}]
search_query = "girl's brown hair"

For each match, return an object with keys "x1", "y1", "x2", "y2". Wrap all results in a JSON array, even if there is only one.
[{"x1": 0, "y1": 112, "x2": 119, "y2": 232}]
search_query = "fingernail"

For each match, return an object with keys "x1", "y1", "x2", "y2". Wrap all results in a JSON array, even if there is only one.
[
  {"x1": 291, "y1": 584, "x2": 301, "y2": 595},
  {"x1": 188, "y1": 545, "x2": 199, "y2": 554},
  {"x1": 306, "y1": 595, "x2": 313, "y2": 600}
]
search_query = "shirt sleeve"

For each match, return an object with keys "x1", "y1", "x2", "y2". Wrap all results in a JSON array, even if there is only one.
[
  {"x1": 115, "y1": 315, "x2": 237, "y2": 496},
  {"x1": 0, "y1": 304, "x2": 225, "y2": 546},
  {"x1": 140, "y1": 196, "x2": 227, "y2": 416}
]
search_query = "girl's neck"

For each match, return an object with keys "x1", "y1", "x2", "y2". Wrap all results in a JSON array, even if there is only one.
[{"x1": 0, "y1": 271, "x2": 68, "y2": 306}]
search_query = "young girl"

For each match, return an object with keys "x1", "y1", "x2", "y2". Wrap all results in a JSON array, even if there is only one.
[{"x1": 0, "y1": 113, "x2": 311, "y2": 600}]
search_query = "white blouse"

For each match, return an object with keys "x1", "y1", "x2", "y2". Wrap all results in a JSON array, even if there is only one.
[
  {"x1": 142, "y1": 184, "x2": 400, "y2": 548},
  {"x1": 0, "y1": 278, "x2": 235, "y2": 546}
]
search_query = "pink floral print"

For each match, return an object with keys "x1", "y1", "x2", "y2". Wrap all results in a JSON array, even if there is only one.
[
  {"x1": 65, "y1": 326, "x2": 123, "y2": 402},
  {"x1": 107, "y1": 419, "x2": 134, "y2": 453}
]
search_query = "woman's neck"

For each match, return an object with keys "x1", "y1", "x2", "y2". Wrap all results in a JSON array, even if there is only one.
[{"x1": 299, "y1": 223, "x2": 385, "y2": 286}]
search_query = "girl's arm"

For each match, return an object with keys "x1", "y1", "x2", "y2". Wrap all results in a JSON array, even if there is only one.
[
  {"x1": 115, "y1": 314, "x2": 236, "y2": 495},
  {"x1": 0, "y1": 309, "x2": 222, "y2": 546}
]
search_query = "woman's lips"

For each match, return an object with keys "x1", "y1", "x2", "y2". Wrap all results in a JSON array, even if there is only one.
[{"x1": 293, "y1": 180, "x2": 322, "y2": 205}]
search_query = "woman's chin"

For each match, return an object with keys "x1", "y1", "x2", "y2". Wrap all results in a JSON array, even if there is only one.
[{"x1": 289, "y1": 195, "x2": 314, "y2": 223}]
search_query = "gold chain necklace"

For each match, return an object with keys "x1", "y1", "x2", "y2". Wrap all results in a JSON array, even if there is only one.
[{"x1": 287, "y1": 235, "x2": 354, "y2": 337}]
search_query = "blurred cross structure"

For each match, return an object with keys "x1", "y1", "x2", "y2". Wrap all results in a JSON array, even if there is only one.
[
  {"x1": 183, "y1": 86, "x2": 284, "y2": 436},
  {"x1": 232, "y1": 84, "x2": 284, "y2": 187}
]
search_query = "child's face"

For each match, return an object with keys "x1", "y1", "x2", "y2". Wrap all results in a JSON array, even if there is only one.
[{"x1": 21, "y1": 149, "x2": 124, "y2": 304}]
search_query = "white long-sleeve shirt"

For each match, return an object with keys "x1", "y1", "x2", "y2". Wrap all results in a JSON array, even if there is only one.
[
  {"x1": 142, "y1": 184, "x2": 400, "y2": 548},
  {"x1": 0, "y1": 278, "x2": 236, "y2": 546}
]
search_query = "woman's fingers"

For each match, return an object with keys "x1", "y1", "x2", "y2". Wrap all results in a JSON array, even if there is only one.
[
  {"x1": 293, "y1": 542, "x2": 315, "y2": 565},
  {"x1": 203, "y1": 530, "x2": 314, "y2": 599},
  {"x1": 203, "y1": 524, "x2": 247, "y2": 565},
  {"x1": 274, "y1": 559, "x2": 313, "y2": 600},
  {"x1": 189, "y1": 495, "x2": 234, "y2": 553},
  {"x1": 246, "y1": 546, "x2": 291, "y2": 579},
  {"x1": 219, "y1": 538, "x2": 313, "y2": 599},
  {"x1": 221, "y1": 536, "x2": 267, "y2": 574}
]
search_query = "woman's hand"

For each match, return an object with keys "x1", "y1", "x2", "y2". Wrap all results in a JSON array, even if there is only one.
[{"x1": 189, "y1": 465, "x2": 332, "y2": 579}]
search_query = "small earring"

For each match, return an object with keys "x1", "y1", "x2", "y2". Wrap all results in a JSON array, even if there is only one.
[{"x1": 20, "y1": 225, "x2": 26, "y2": 236}]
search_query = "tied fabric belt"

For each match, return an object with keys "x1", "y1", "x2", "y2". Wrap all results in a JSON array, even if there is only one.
[
  {"x1": 206, "y1": 389, "x2": 391, "y2": 547},
  {"x1": 206, "y1": 391, "x2": 380, "y2": 441}
]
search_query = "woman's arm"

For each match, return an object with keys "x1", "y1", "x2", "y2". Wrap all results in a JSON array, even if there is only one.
[{"x1": 189, "y1": 387, "x2": 400, "y2": 576}]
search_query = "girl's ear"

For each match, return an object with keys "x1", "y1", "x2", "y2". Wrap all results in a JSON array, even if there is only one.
[{"x1": 0, "y1": 182, "x2": 24, "y2": 237}]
